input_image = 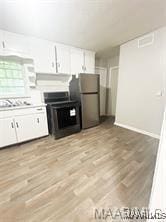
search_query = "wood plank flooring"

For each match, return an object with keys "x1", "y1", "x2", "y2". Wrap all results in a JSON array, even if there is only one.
[{"x1": 0, "y1": 118, "x2": 159, "y2": 222}]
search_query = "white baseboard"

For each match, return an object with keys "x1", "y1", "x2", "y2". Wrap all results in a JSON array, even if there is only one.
[{"x1": 114, "y1": 122, "x2": 160, "y2": 139}]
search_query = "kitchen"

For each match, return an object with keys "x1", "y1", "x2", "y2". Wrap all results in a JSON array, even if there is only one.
[
  {"x1": 0, "y1": 29, "x2": 99, "y2": 146},
  {"x1": 0, "y1": 1, "x2": 166, "y2": 221}
]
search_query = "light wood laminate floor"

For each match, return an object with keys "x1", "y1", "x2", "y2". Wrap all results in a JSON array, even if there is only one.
[{"x1": 0, "y1": 118, "x2": 159, "y2": 222}]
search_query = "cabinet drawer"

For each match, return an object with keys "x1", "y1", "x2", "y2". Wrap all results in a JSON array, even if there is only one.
[
  {"x1": 0, "y1": 106, "x2": 46, "y2": 119},
  {"x1": 14, "y1": 107, "x2": 46, "y2": 116}
]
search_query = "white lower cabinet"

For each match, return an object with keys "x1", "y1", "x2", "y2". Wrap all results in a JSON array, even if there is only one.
[
  {"x1": 35, "y1": 113, "x2": 49, "y2": 138},
  {"x1": 0, "y1": 118, "x2": 17, "y2": 147},
  {"x1": 0, "y1": 106, "x2": 48, "y2": 148},
  {"x1": 15, "y1": 112, "x2": 48, "y2": 142},
  {"x1": 15, "y1": 115, "x2": 38, "y2": 143}
]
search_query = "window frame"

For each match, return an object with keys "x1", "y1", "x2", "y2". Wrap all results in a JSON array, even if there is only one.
[{"x1": 0, "y1": 57, "x2": 30, "y2": 99}]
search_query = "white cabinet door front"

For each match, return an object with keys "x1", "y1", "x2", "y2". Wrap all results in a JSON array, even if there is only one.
[
  {"x1": 15, "y1": 115, "x2": 37, "y2": 142},
  {"x1": 70, "y1": 48, "x2": 84, "y2": 75},
  {"x1": 84, "y1": 50, "x2": 95, "y2": 73},
  {"x1": 29, "y1": 37, "x2": 56, "y2": 74},
  {"x1": 56, "y1": 44, "x2": 70, "y2": 74},
  {"x1": 0, "y1": 29, "x2": 4, "y2": 55},
  {"x1": 3, "y1": 31, "x2": 29, "y2": 56},
  {"x1": 0, "y1": 118, "x2": 17, "y2": 148},
  {"x1": 35, "y1": 113, "x2": 48, "y2": 138},
  {"x1": 15, "y1": 111, "x2": 48, "y2": 143}
]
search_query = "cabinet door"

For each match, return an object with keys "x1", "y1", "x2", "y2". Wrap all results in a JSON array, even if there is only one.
[
  {"x1": 70, "y1": 47, "x2": 84, "y2": 75},
  {"x1": 35, "y1": 113, "x2": 48, "y2": 138},
  {"x1": 84, "y1": 50, "x2": 95, "y2": 73},
  {"x1": 29, "y1": 37, "x2": 56, "y2": 74},
  {"x1": 56, "y1": 44, "x2": 70, "y2": 74},
  {"x1": 3, "y1": 30, "x2": 29, "y2": 56},
  {"x1": 15, "y1": 115, "x2": 37, "y2": 142},
  {"x1": 0, "y1": 118, "x2": 17, "y2": 148},
  {"x1": 0, "y1": 29, "x2": 3, "y2": 55}
]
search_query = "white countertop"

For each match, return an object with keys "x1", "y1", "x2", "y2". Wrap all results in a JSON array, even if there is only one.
[{"x1": 0, "y1": 103, "x2": 46, "y2": 112}]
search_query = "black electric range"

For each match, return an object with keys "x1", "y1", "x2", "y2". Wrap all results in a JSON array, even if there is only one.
[{"x1": 44, "y1": 92, "x2": 81, "y2": 139}]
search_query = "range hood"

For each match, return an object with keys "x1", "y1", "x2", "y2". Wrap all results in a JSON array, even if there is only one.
[{"x1": 0, "y1": 51, "x2": 33, "y2": 63}]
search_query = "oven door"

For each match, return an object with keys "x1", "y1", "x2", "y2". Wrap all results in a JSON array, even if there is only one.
[{"x1": 56, "y1": 106, "x2": 77, "y2": 129}]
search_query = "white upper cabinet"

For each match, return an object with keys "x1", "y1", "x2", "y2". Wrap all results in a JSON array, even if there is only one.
[
  {"x1": 0, "y1": 30, "x2": 3, "y2": 54},
  {"x1": 84, "y1": 50, "x2": 95, "y2": 73},
  {"x1": 70, "y1": 47, "x2": 84, "y2": 75},
  {"x1": 55, "y1": 44, "x2": 70, "y2": 74},
  {"x1": 0, "y1": 29, "x2": 95, "y2": 75},
  {"x1": 29, "y1": 37, "x2": 56, "y2": 74},
  {"x1": 3, "y1": 31, "x2": 30, "y2": 56},
  {"x1": 70, "y1": 48, "x2": 95, "y2": 75}
]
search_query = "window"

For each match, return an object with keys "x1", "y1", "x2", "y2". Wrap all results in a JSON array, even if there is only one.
[{"x1": 0, "y1": 59, "x2": 27, "y2": 98}]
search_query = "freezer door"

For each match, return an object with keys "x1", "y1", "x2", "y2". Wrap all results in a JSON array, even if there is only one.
[
  {"x1": 79, "y1": 73, "x2": 99, "y2": 93},
  {"x1": 81, "y1": 93, "x2": 99, "y2": 129}
]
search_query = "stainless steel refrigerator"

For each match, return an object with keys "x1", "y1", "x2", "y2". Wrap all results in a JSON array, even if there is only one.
[{"x1": 69, "y1": 73, "x2": 100, "y2": 129}]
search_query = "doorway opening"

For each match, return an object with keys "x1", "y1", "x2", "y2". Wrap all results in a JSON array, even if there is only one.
[{"x1": 106, "y1": 66, "x2": 119, "y2": 118}]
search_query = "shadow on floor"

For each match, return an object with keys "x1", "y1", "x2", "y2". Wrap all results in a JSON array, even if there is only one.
[{"x1": 100, "y1": 115, "x2": 115, "y2": 124}]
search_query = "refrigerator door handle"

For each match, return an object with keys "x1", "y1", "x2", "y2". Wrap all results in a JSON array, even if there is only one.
[{"x1": 81, "y1": 92, "x2": 98, "y2": 95}]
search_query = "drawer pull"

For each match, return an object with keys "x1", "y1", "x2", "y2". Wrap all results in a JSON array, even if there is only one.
[{"x1": 37, "y1": 108, "x2": 42, "y2": 111}]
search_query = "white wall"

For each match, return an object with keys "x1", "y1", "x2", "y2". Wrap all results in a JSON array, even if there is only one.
[
  {"x1": 95, "y1": 58, "x2": 108, "y2": 68},
  {"x1": 115, "y1": 27, "x2": 166, "y2": 137},
  {"x1": 107, "y1": 55, "x2": 119, "y2": 68},
  {"x1": 148, "y1": 108, "x2": 166, "y2": 216}
]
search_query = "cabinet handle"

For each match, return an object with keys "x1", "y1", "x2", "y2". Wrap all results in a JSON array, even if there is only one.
[
  {"x1": 37, "y1": 118, "x2": 40, "y2": 123},
  {"x1": 11, "y1": 122, "x2": 14, "y2": 128},
  {"x1": 2, "y1": 41, "x2": 5, "y2": 49},
  {"x1": 82, "y1": 65, "x2": 86, "y2": 71},
  {"x1": 16, "y1": 122, "x2": 19, "y2": 128},
  {"x1": 37, "y1": 108, "x2": 42, "y2": 111}
]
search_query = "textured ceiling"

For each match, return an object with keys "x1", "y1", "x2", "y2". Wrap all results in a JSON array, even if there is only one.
[{"x1": 0, "y1": 0, "x2": 166, "y2": 57}]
